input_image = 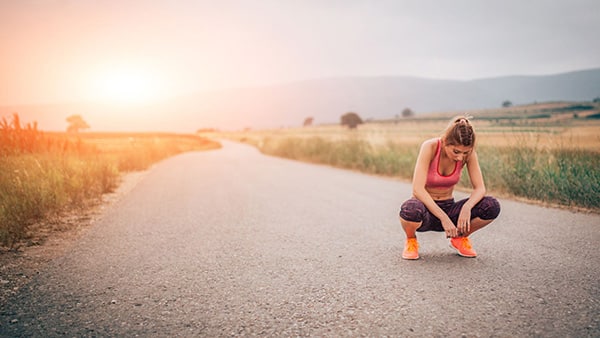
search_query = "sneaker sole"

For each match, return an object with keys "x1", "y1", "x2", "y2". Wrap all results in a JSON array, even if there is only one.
[
  {"x1": 402, "y1": 255, "x2": 420, "y2": 260},
  {"x1": 449, "y1": 243, "x2": 477, "y2": 258}
]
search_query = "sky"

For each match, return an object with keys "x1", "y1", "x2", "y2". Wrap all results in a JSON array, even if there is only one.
[{"x1": 1, "y1": 0, "x2": 599, "y2": 106}]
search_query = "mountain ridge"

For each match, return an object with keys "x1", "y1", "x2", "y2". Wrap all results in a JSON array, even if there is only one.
[{"x1": 2, "y1": 68, "x2": 599, "y2": 132}]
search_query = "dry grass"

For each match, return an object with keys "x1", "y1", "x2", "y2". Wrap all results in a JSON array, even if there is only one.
[
  {"x1": 216, "y1": 120, "x2": 600, "y2": 152},
  {"x1": 1, "y1": 114, "x2": 220, "y2": 248}
]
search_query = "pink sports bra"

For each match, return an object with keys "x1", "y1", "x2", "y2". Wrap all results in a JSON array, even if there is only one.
[{"x1": 426, "y1": 139, "x2": 463, "y2": 189}]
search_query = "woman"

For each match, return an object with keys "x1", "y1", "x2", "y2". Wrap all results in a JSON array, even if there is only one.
[{"x1": 399, "y1": 116, "x2": 500, "y2": 260}]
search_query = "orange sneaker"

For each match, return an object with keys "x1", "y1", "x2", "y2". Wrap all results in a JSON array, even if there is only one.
[
  {"x1": 402, "y1": 238, "x2": 420, "y2": 260},
  {"x1": 450, "y1": 237, "x2": 477, "y2": 257}
]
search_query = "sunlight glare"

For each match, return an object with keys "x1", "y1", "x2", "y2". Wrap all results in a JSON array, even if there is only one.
[{"x1": 90, "y1": 66, "x2": 163, "y2": 104}]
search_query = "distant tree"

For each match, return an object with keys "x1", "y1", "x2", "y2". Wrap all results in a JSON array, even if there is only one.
[
  {"x1": 303, "y1": 117, "x2": 314, "y2": 127},
  {"x1": 340, "y1": 112, "x2": 363, "y2": 129},
  {"x1": 502, "y1": 100, "x2": 513, "y2": 108},
  {"x1": 593, "y1": 97, "x2": 600, "y2": 103},
  {"x1": 66, "y1": 115, "x2": 90, "y2": 133},
  {"x1": 402, "y1": 108, "x2": 415, "y2": 118}
]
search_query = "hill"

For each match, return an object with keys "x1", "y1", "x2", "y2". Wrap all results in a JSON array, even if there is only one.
[{"x1": 1, "y1": 68, "x2": 599, "y2": 132}]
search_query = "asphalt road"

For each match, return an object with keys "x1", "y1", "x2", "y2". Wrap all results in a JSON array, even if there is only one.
[{"x1": 1, "y1": 141, "x2": 599, "y2": 337}]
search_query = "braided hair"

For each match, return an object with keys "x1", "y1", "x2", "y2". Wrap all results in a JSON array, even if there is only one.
[{"x1": 442, "y1": 115, "x2": 476, "y2": 147}]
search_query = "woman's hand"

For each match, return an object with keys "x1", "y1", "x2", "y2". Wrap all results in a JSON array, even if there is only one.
[
  {"x1": 457, "y1": 207, "x2": 471, "y2": 236},
  {"x1": 442, "y1": 218, "x2": 459, "y2": 238}
]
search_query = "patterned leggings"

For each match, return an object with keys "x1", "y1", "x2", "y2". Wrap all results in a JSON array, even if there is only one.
[{"x1": 399, "y1": 196, "x2": 501, "y2": 232}]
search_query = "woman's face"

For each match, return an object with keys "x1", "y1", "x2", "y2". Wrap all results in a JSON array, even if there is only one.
[{"x1": 444, "y1": 144, "x2": 473, "y2": 162}]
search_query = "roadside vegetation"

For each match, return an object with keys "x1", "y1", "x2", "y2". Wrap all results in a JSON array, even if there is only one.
[
  {"x1": 212, "y1": 101, "x2": 600, "y2": 212},
  {"x1": 0, "y1": 113, "x2": 220, "y2": 249}
]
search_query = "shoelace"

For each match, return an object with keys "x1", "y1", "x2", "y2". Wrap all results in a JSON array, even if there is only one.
[
  {"x1": 459, "y1": 237, "x2": 472, "y2": 249},
  {"x1": 406, "y1": 240, "x2": 418, "y2": 251}
]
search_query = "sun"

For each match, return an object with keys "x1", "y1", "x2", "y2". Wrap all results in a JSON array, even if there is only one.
[{"x1": 90, "y1": 66, "x2": 162, "y2": 104}]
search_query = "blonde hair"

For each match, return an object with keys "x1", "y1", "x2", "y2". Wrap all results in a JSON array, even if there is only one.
[{"x1": 442, "y1": 115, "x2": 475, "y2": 147}]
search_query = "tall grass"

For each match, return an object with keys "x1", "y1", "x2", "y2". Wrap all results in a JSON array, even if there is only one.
[
  {"x1": 478, "y1": 144, "x2": 600, "y2": 209},
  {"x1": 237, "y1": 131, "x2": 600, "y2": 211},
  {"x1": 1, "y1": 114, "x2": 220, "y2": 248},
  {"x1": 261, "y1": 136, "x2": 418, "y2": 178},
  {"x1": 0, "y1": 155, "x2": 118, "y2": 246}
]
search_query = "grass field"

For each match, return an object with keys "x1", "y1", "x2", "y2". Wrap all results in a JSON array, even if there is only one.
[
  {"x1": 1, "y1": 114, "x2": 220, "y2": 248},
  {"x1": 210, "y1": 101, "x2": 600, "y2": 212}
]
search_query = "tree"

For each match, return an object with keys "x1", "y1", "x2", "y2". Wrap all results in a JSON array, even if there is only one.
[
  {"x1": 401, "y1": 108, "x2": 414, "y2": 118},
  {"x1": 502, "y1": 100, "x2": 513, "y2": 108},
  {"x1": 303, "y1": 117, "x2": 314, "y2": 127},
  {"x1": 340, "y1": 112, "x2": 363, "y2": 129},
  {"x1": 66, "y1": 115, "x2": 90, "y2": 133}
]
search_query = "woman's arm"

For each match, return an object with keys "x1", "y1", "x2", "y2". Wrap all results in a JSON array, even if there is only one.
[
  {"x1": 456, "y1": 150, "x2": 487, "y2": 234},
  {"x1": 412, "y1": 140, "x2": 459, "y2": 238}
]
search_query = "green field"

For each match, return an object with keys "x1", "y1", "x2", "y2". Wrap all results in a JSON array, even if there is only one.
[{"x1": 211, "y1": 101, "x2": 600, "y2": 212}]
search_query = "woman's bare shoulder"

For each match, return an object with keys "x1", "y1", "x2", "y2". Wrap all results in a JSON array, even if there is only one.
[{"x1": 419, "y1": 138, "x2": 439, "y2": 151}]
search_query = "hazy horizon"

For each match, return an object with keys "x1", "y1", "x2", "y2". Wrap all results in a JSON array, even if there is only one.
[{"x1": 2, "y1": 0, "x2": 600, "y2": 107}]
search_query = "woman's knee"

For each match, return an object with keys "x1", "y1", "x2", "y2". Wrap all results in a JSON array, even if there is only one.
[
  {"x1": 475, "y1": 196, "x2": 501, "y2": 220},
  {"x1": 399, "y1": 198, "x2": 426, "y2": 223}
]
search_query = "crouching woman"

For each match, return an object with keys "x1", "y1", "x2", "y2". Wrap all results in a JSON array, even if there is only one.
[{"x1": 399, "y1": 116, "x2": 500, "y2": 259}]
